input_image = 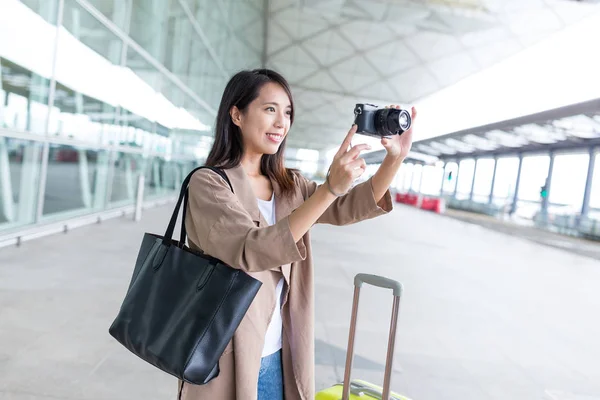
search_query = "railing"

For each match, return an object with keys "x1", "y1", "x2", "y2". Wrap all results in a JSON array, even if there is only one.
[{"x1": 440, "y1": 192, "x2": 600, "y2": 240}]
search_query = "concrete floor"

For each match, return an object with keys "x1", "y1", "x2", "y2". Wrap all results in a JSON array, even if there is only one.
[
  {"x1": 444, "y1": 208, "x2": 600, "y2": 262},
  {"x1": 1, "y1": 202, "x2": 600, "y2": 399}
]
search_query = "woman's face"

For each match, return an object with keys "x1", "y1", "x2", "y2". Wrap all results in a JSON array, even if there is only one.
[{"x1": 231, "y1": 82, "x2": 292, "y2": 156}]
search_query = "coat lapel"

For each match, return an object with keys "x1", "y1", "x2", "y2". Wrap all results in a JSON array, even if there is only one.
[
  {"x1": 223, "y1": 165, "x2": 293, "y2": 282},
  {"x1": 223, "y1": 165, "x2": 267, "y2": 227},
  {"x1": 271, "y1": 176, "x2": 293, "y2": 284}
]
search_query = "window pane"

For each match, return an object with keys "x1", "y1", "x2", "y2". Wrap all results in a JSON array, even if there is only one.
[
  {"x1": 518, "y1": 155, "x2": 550, "y2": 202},
  {"x1": 472, "y1": 158, "x2": 495, "y2": 202},
  {"x1": 1, "y1": 58, "x2": 52, "y2": 135},
  {"x1": 442, "y1": 162, "x2": 458, "y2": 194},
  {"x1": 42, "y1": 144, "x2": 110, "y2": 218},
  {"x1": 109, "y1": 152, "x2": 144, "y2": 207},
  {"x1": 456, "y1": 159, "x2": 475, "y2": 200},
  {"x1": 86, "y1": 0, "x2": 131, "y2": 31},
  {"x1": 492, "y1": 157, "x2": 519, "y2": 205}
]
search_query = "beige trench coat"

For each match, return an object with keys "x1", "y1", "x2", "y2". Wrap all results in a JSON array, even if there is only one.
[{"x1": 179, "y1": 164, "x2": 392, "y2": 400}]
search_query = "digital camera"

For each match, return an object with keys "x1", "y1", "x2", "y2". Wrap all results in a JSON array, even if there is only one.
[{"x1": 353, "y1": 103, "x2": 411, "y2": 138}]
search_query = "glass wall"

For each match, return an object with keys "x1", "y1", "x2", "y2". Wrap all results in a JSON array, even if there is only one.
[
  {"x1": 0, "y1": 0, "x2": 266, "y2": 234},
  {"x1": 471, "y1": 158, "x2": 495, "y2": 203},
  {"x1": 491, "y1": 157, "x2": 519, "y2": 206},
  {"x1": 455, "y1": 159, "x2": 475, "y2": 200}
]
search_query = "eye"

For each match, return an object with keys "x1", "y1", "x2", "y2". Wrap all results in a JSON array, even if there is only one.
[
  {"x1": 266, "y1": 106, "x2": 275, "y2": 112},
  {"x1": 286, "y1": 110, "x2": 292, "y2": 116}
]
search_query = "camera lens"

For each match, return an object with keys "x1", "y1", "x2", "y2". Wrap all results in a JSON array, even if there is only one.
[
  {"x1": 375, "y1": 108, "x2": 412, "y2": 136},
  {"x1": 398, "y1": 111, "x2": 410, "y2": 131}
]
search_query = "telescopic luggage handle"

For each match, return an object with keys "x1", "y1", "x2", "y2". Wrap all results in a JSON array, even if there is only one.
[{"x1": 342, "y1": 274, "x2": 403, "y2": 400}]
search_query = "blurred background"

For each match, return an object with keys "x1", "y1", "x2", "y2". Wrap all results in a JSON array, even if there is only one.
[
  {"x1": 2, "y1": 1, "x2": 600, "y2": 399},
  {"x1": 1, "y1": 0, "x2": 600, "y2": 239}
]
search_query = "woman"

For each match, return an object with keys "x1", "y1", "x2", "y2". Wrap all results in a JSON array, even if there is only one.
[{"x1": 180, "y1": 69, "x2": 416, "y2": 400}]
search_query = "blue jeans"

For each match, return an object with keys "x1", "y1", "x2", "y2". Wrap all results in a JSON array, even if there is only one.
[{"x1": 257, "y1": 350, "x2": 284, "y2": 400}]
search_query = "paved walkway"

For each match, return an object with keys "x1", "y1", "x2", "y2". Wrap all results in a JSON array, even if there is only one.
[
  {"x1": 1, "y1": 202, "x2": 600, "y2": 399},
  {"x1": 445, "y1": 208, "x2": 600, "y2": 261}
]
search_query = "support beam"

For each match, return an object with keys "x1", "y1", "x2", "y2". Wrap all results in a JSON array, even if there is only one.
[
  {"x1": 581, "y1": 147, "x2": 596, "y2": 220},
  {"x1": 469, "y1": 159, "x2": 478, "y2": 201},
  {"x1": 510, "y1": 155, "x2": 523, "y2": 216},
  {"x1": 36, "y1": 0, "x2": 65, "y2": 223},
  {"x1": 0, "y1": 137, "x2": 14, "y2": 222},
  {"x1": 488, "y1": 157, "x2": 498, "y2": 205},
  {"x1": 439, "y1": 162, "x2": 447, "y2": 196},
  {"x1": 125, "y1": 155, "x2": 135, "y2": 201},
  {"x1": 541, "y1": 152, "x2": 555, "y2": 218},
  {"x1": 453, "y1": 161, "x2": 461, "y2": 198},
  {"x1": 18, "y1": 143, "x2": 42, "y2": 223},
  {"x1": 78, "y1": 149, "x2": 92, "y2": 208},
  {"x1": 94, "y1": 151, "x2": 110, "y2": 209}
]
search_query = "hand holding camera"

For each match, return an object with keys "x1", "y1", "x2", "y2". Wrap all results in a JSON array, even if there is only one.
[
  {"x1": 354, "y1": 103, "x2": 417, "y2": 160},
  {"x1": 326, "y1": 124, "x2": 371, "y2": 197}
]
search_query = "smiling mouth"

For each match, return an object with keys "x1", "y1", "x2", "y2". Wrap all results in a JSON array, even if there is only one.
[{"x1": 266, "y1": 133, "x2": 284, "y2": 142}]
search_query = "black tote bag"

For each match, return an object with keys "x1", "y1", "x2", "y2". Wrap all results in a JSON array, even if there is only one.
[{"x1": 109, "y1": 166, "x2": 262, "y2": 385}]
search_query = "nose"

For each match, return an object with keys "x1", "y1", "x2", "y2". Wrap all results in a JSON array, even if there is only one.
[{"x1": 274, "y1": 112, "x2": 285, "y2": 129}]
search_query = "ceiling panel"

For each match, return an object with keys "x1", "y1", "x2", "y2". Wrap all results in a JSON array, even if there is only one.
[{"x1": 265, "y1": 0, "x2": 600, "y2": 152}]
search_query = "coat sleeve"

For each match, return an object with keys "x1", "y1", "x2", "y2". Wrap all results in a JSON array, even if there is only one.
[
  {"x1": 185, "y1": 169, "x2": 307, "y2": 272},
  {"x1": 295, "y1": 172, "x2": 393, "y2": 226}
]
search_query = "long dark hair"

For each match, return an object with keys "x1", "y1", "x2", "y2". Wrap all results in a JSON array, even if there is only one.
[{"x1": 205, "y1": 68, "x2": 296, "y2": 196}]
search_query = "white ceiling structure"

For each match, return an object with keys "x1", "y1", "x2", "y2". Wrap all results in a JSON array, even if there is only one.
[{"x1": 264, "y1": 0, "x2": 600, "y2": 153}]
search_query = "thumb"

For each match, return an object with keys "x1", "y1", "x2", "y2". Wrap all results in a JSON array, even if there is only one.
[{"x1": 381, "y1": 137, "x2": 389, "y2": 147}]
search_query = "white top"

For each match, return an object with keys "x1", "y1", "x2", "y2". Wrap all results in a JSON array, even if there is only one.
[{"x1": 257, "y1": 192, "x2": 285, "y2": 357}]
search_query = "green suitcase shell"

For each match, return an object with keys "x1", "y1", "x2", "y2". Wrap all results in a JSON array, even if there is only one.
[
  {"x1": 316, "y1": 379, "x2": 412, "y2": 399},
  {"x1": 315, "y1": 274, "x2": 412, "y2": 400}
]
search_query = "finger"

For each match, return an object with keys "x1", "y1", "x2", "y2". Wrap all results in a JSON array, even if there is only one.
[
  {"x1": 411, "y1": 106, "x2": 417, "y2": 120},
  {"x1": 340, "y1": 143, "x2": 371, "y2": 163},
  {"x1": 336, "y1": 125, "x2": 358, "y2": 157},
  {"x1": 348, "y1": 157, "x2": 367, "y2": 171},
  {"x1": 351, "y1": 164, "x2": 367, "y2": 180}
]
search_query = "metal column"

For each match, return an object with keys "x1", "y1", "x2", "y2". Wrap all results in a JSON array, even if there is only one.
[
  {"x1": 35, "y1": 0, "x2": 65, "y2": 223},
  {"x1": 541, "y1": 152, "x2": 555, "y2": 218},
  {"x1": 488, "y1": 157, "x2": 498, "y2": 205},
  {"x1": 469, "y1": 159, "x2": 478, "y2": 202},
  {"x1": 439, "y1": 162, "x2": 447, "y2": 196},
  {"x1": 0, "y1": 137, "x2": 14, "y2": 222},
  {"x1": 580, "y1": 147, "x2": 596, "y2": 221},
  {"x1": 510, "y1": 155, "x2": 523, "y2": 216},
  {"x1": 453, "y1": 160, "x2": 461, "y2": 198}
]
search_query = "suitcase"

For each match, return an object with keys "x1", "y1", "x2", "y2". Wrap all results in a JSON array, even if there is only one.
[{"x1": 316, "y1": 274, "x2": 412, "y2": 400}]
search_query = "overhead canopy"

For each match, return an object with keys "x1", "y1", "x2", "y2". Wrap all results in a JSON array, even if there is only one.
[
  {"x1": 365, "y1": 97, "x2": 600, "y2": 164},
  {"x1": 414, "y1": 97, "x2": 600, "y2": 160}
]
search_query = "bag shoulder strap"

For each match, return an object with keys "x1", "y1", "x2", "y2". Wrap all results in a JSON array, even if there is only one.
[{"x1": 163, "y1": 166, "x2": 234, "y2": 246}]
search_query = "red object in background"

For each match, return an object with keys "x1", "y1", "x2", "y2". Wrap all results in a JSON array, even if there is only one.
[
  {"x1": 394, "y1": 192, "x2": 445, "y2": 214},
  {"x1": 55, "y1": 149, "x2": 79, "y2": 162}
]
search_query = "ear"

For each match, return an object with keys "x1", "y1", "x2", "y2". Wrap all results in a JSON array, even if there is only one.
[{"x1": 230, "y1": 106, "x2": 243, "y2": 128}]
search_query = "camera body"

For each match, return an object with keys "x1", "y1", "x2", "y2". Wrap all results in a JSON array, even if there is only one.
[{"x1": 353, "y1": 103, "x2": 411, "y2": 138}]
